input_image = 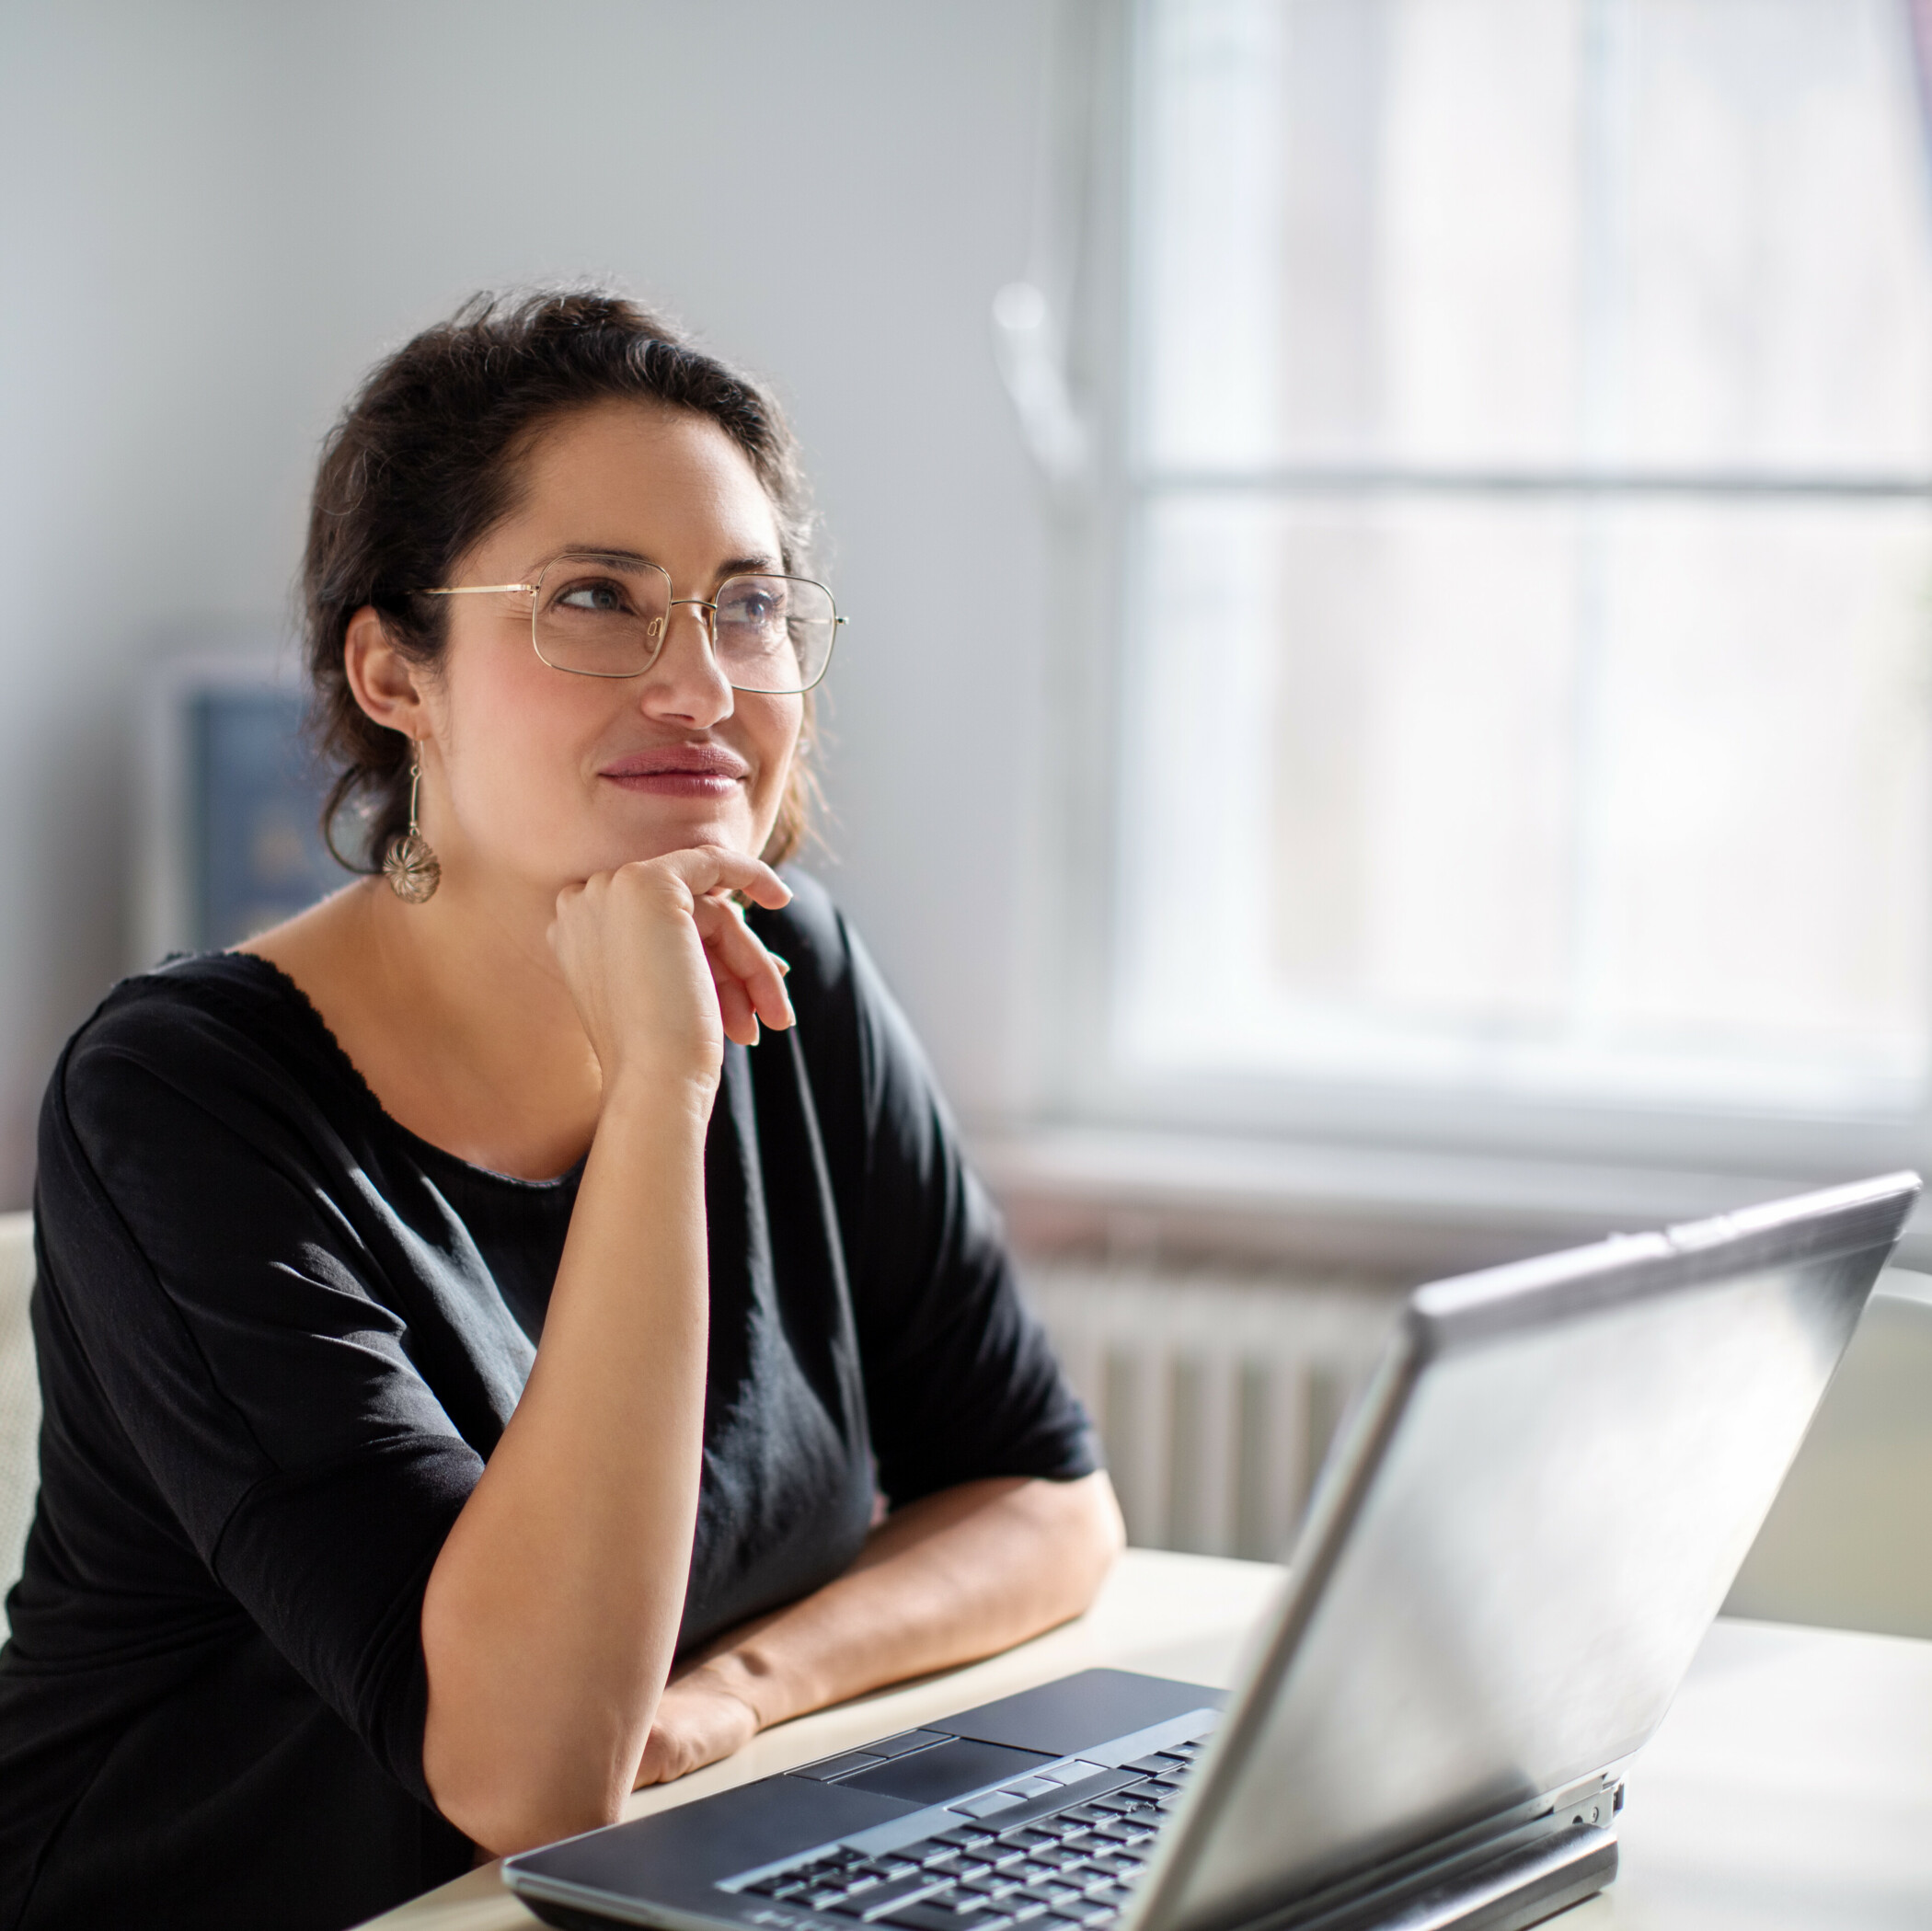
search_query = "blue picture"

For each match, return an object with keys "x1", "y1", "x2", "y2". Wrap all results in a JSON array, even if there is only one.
[{"x1": 188, "y1": 687, "x2": 342, "y2": 950}]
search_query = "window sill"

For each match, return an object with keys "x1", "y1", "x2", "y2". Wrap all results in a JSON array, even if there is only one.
[{"x1": 969, "y1": 1126, "x2": 1915, "y2": 1281}]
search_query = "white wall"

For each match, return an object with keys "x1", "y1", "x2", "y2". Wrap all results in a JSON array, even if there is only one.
[{"x1": 0, "y1": 0, "x2": 1063, "y2": 1203}]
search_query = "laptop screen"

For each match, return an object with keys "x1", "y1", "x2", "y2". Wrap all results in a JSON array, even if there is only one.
[{"x1": 1143, "y1": 1178, "x2": 1914, "y2": 1931}]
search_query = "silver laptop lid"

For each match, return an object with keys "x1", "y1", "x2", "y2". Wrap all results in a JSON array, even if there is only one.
[{"x1": 1134, "y1": 1173, "x2": 1919, "y2": 1931}]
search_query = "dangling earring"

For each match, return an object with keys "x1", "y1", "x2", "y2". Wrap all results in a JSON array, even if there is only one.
[{"x1": 383, "y1": 747, "x2": 442, "y2": 903}]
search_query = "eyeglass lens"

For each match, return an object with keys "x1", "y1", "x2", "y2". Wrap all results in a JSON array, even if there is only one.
[{"x1": 532, "y1": 554, "x2": 836, "y2": 693}]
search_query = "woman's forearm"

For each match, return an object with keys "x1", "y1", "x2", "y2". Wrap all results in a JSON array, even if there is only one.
[
  {"x1": 645, "y1": 1473, "x2": 1125, "y2": 1781},
  {"x1": 420, "y1": 1077, "x2": 715, "y2": 1852}
]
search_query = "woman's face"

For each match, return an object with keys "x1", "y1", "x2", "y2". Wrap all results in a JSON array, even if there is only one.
[{"x1": 411, "y1": 401, "x2": 802, "y2": 893}]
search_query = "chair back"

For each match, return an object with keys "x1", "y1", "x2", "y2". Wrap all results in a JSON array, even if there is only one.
[
  {"x1": 1726, "y1": 1267, "x2": 1932, "y2": 1638},
  {"x1": 0, "y1": 1212, "x2": 38, "y2": 1640}
]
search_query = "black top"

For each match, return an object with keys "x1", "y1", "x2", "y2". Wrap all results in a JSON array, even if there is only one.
[{"x1": 0, "y1": 874, "x2": 1094, "y2": 1931}]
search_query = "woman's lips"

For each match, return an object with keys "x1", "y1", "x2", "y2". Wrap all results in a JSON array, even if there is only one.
[{"x1": 600, "y1": 745, "x2": 749, "y2": 799}]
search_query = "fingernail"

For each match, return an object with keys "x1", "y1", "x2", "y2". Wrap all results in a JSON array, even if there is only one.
[{"x1": 770, "y1": 954, "x2": 792, "y2": 977}]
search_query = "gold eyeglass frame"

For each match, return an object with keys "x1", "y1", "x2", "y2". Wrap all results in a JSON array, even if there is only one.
[{"x1": 421, "y1": 551, "x2": 845, "y2": 695}]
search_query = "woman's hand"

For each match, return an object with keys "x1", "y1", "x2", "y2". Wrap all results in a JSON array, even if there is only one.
[
  {"x1": 633, "y1": 1665, "x2": 765, "y2": 1786},
  {"x1": 548, "y1": 846, "x2": 794, "y2": 1098},
  {"x1": 633, "y1": 1476, "x2": 1123, "y2": 1793}
]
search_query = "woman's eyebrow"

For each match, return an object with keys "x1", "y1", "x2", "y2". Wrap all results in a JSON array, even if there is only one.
[
  {"x1": 556, "y1": 545, "x2": 656, "y2": 568},
  {"x1": 553, "y1": 546, "x2": 784, "y2": 577}
]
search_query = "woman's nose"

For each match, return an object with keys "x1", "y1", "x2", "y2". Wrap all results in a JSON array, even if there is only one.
[{"x1": 638, "y1": 601, "x2": 733, "y2": 724}]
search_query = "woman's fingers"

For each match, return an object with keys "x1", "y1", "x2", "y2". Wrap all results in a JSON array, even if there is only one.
[
  {"x1": 546, "y1": 847, "x2": 794, "y2": 1090},
  {"x1": 660, "y1": 845, "x2": 791, "y2": 914},
  {"x1": 714, "y1": 976, "x2": 759, "y2": 1048},
  {"x1": 691, "y1": 894, "x2": 794, "y2": 1035}
]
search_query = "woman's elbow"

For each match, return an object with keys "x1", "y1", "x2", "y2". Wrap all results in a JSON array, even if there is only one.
[
  {"x1": 428, "y1": 1756, "x2": 627, "y2": 1859},
  {"x1": 1041, "y1": 1470, "x2": 1127, "y2": 1613},
  {"x1": 423, "y1": 1705, "x2": 636, "y2": 1857}
]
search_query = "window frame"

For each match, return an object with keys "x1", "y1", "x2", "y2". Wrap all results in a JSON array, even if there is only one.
[{"x1": 1029, "y1": 0, "x2": 1932, "y2": 1201}]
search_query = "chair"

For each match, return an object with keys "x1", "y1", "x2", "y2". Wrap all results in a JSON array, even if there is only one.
[
  {"x1": 1724, "y1": 1267, "x2": 1932, "y2": 1639},
  {"x1": 0, "y1": 1212, "x2": 37, "y2": 1640}
]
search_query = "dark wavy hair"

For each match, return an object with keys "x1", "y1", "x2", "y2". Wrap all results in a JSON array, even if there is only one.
[{"x1": 303, "y1": 288, "x2": 821, "y2": 872}]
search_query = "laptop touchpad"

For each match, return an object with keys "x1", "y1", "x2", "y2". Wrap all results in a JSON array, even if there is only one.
[{"x1": 834, "y1": 1739, "x2": 1054, "y2": 1806}]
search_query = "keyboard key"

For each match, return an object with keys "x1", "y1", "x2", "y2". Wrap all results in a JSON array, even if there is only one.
[
  {"x1": 868, "y1": 1731, "x2": 953, "y2": 1759},
  {"x1": 880, "y1": 1908, "x2": 1014, "y2": 1931},
  {"x1": 830, "y1": 1875, "x2": 957, "y2": 1920},
  {"x1": 891, "y1": 1843, "x2": 955, "y2": 1869},
  {"x1": 796, "y1": 1751, "x2": 889, "y2": 1781},
  {"x1": 1014, "y1": 1885, "x2": 1082, "y2": 1910},
  {"x1": 937, "y1": 1826, "x2": 995, "y2": 1845},
  {"x1": 980, "y1": 1845, "x2": 1032, "y2": 1871},
  {"x1": 958, "y1": 1791, "x2": 1028, "y2": 1821},
  {"x1": 1121, "y1": 1755, "x2": 1182, "y2": 1776}
]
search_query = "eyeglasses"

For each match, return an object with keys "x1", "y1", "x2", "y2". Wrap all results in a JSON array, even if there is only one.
[{"x1": 422, "y1": 551, "x2": 844, "y2": 695}]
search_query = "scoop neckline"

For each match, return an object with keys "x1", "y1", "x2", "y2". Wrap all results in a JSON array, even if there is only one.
[{"x1": 213, "y1": 948, "x2": 589, "y2": 1192}]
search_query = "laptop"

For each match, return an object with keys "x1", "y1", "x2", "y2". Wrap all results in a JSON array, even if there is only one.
[{"x1": 504, "y1": 1172, "x2": 1919, "y2": 1931}]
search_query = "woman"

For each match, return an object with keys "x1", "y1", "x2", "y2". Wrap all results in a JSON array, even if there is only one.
[{"x1": 0, "y1": 291, "x2": 1122, "y2": 1931}]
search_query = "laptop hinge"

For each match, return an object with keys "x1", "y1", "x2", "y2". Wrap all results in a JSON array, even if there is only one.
[{"x1": 1215, "y1": 1810, "x2": 1619, "y2": 1931}]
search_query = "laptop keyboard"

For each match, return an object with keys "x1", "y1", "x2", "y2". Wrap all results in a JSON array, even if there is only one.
[{"x1": 731, "y1": 1740, "x2": 1202, "y2": 1931}]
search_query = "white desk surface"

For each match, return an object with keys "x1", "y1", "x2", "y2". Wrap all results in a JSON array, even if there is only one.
[{"x1": 360, "y1": 1548, "x2": 1932, "y2": 1931}]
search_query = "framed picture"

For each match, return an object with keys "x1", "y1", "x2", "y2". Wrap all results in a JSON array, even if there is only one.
[{"x1": 133, "y1": 654, "x2": 344, "y2": 965}]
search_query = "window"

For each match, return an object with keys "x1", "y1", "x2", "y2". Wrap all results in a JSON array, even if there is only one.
[{"x1": 1109, "y1": 0, "x2": 1932, "y2": 1162}]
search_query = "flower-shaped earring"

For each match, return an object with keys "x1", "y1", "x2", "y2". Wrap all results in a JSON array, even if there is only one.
[{"x1": 383, "y1": 746, "x2": 442, "y2": 903}]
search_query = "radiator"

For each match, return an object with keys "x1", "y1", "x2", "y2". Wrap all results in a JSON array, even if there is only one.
[{"x1": 1019, "y1": 1264, "x2": 1401, "y2": 1562}]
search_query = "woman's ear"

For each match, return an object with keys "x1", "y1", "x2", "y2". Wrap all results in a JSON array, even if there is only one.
[{"x1": 343, "y1": 606, "x2": 429, "y2": 739}]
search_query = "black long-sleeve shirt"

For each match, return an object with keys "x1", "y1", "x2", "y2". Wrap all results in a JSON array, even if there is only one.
[{"x1": 0, "y1": 873, "x2": 1095, "y2": 1931}]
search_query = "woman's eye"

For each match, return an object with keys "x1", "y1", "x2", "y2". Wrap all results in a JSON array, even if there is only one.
[{"x1": 556, "y1": 580, "x2": 627, "y2": 615}]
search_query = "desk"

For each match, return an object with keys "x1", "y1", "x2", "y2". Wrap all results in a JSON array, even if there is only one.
[{"x1": 359, "y1": 1550, "x2": 1932, "y2": 1931}]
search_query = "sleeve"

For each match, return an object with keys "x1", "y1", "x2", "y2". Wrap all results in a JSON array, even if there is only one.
[
  {"x1": 765, "y1": 879, "x2": 1099, "y2": 1508},
  {"x1": 33, "y1": 991, "x2": 483, "y2": 1808}
]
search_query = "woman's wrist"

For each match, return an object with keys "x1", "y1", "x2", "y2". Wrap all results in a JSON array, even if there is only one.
[
  {"x1": 594, "y1": 1063, "x2": 719, "y2": 1141},
  {"x1": 682, "y1": 1644, "x2": 800, "y2": 1735}
]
